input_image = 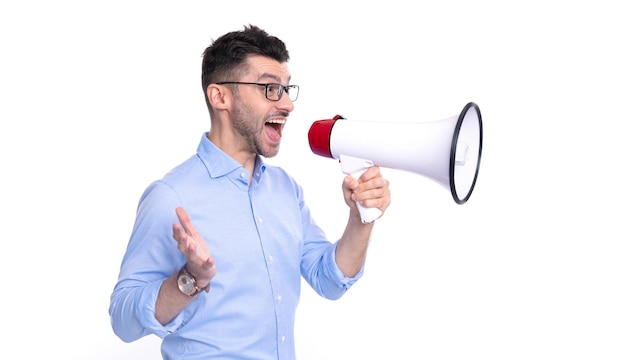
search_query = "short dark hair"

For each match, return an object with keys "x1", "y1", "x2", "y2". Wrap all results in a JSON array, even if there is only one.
[{"x1": 201, "y1": 25, "x2": 290, "y2": 111}]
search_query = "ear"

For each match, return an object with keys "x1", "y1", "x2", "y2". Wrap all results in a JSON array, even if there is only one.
[{"x1": 207, "y1": 84, "x2": 231, "y2": 110}]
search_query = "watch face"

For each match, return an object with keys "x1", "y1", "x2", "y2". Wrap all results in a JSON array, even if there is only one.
[{"x1": 178, "y1": 274, "x2": 196, "y2": 295}]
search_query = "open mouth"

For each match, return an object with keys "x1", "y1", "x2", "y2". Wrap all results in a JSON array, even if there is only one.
[{"x1": 265, "y1": 119, "x2": 286, "y2": 143}]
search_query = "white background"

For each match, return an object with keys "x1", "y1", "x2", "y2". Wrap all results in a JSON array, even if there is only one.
[{"x1": 1, "y1": 1, "x2": 624, "y2": 359}]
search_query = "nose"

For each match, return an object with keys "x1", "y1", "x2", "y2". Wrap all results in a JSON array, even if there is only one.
[{"x1": 276, "y1": 94, "x2": 295, "y2": 112}]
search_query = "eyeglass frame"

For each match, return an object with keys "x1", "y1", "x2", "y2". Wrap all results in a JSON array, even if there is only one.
[{"x1": 215, "y1": 81, "x2": 299, "y2": 102}]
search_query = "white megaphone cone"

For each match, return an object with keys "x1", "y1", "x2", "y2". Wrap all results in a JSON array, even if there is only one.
[{"x1": 308, "y1": 102, "x2": 483, "y2": 224}]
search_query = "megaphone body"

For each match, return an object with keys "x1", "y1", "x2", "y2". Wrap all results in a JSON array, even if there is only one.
[{"x1": 308, "y1": 102, "x2": 483, "y2": 223}]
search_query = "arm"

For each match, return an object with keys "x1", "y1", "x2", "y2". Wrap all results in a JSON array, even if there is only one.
[
  {"x1": 155, "y1": 207, "x2": 217, "y2": 325},
  {"x1": 335, "y1": 166, "x2": 391, "y2": 277}
]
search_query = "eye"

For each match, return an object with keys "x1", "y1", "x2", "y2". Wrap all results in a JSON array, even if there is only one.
[{"x1": 266, "y1": 84, "x2": 281, "y2": 96}]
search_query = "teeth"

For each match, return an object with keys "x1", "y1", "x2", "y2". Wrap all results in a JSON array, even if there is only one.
[{"x1": 266, "y1": 119, "x2": 286, "y2": 124}]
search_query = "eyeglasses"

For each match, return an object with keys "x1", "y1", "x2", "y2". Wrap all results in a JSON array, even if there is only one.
[{"x1": 216, "y1": 82, "x2": 299, "y2": 102}]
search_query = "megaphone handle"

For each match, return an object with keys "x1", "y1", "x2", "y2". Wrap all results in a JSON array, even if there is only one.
[
  {"x1": 339, "y1": 155, "x2": 383, "y2": 224},
  {"x1": 355, "y1": 199, "x2": 383, "y2": 224}
]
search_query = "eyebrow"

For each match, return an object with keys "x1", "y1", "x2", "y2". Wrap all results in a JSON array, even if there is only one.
[{"x1": 257, "y1": 72, "x2": 292, "y2": 84}]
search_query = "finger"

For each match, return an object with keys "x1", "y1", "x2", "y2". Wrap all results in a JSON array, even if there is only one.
[
  {"x1": 353, "y1": 179, "x2": 390, "y2": 203},
  {"x1": 175, "y1": 206, "x2": 199, "y2": 238},
  {"x1": 357, "y1": 166, "x2": 381, "y2": 182},
  {"x1": 343, "y1": 175, "x2": 359, "y2": 191},
  {"x1": 201, "y1": 256, "x2": 216, "y2": 273},
  {"x1": 173, "y1": 222, "x2": 194, "y2": 254},
  {"x1": 357, "y1": 195, "x2": 390, "y2": 213}
]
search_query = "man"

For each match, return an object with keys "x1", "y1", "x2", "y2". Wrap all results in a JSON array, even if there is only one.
[{"x1": 109, "y1": 24, "x2": 391, "y2": 359}]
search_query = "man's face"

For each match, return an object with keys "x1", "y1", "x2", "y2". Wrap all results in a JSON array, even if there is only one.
[{"x1": 231, "y1": 55, "x2": 295, "y2": 158}]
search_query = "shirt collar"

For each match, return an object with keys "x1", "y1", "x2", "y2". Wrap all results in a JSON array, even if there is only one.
[{"x1": 196, "y1": 133, "x2": 267, "y2": 179}]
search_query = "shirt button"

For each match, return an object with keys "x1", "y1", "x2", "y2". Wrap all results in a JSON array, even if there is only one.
[
  {"x1": 281, "y1": 335, "x2": 286, "y2": 343},
  {"x1": 276, "y1": 295, "x2": 282, "y2": 302},
  {"x1": 240, "y1": 172, "x2": 246, "y2": 178},
  {"x1": 258, "y1": 217, "x2": 263, "y2": 223},
  {"x1": 267, "y1": 255, "x2": 274, "y2": 264}
]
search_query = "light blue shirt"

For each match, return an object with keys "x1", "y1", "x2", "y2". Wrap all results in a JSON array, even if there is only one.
[{"x1": 109, "y1": 133, "x2": 364, "y2": 359}]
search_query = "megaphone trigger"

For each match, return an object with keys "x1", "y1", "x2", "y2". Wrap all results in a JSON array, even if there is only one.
[{"x1": 339, "y1": 154, "x2": 374, "y2": 175}]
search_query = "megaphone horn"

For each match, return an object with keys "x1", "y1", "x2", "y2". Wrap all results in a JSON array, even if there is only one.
[{"x1": 308, "y1": 102, "x2": 483, "y2": 223}]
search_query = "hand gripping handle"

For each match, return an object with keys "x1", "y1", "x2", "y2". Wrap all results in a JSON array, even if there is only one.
[{"x1": 339, "y1": 155, "x2": 383, "y2": 224}]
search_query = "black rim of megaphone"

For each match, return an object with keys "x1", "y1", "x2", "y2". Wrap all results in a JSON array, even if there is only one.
[{"x1": 449, "y1": 102, "x2": 483, "y2": 204}]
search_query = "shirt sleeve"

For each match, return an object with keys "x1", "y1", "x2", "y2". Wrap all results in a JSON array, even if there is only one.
[
  {"x1": 298, "y1": 186, "x2": 365, "y2": 300},
  {"x1": 109, "y1": 181, "x2": 187, "y2": 342}
]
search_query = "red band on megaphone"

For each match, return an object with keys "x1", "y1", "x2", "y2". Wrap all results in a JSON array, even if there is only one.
[{"x1": 308, "y1": 115, "x2": 344, "y2": 159}]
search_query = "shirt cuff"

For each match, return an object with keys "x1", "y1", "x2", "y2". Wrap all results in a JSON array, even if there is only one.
[
  {"x1": 138, "y1": 280, "x2": 185, "y2": 338},
  {"x1": 329, "y1": 242, "x2": 365, "y2": 288}
]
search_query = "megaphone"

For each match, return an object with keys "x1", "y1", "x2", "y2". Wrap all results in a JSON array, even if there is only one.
[{"x1": 308, "y1": 102, "x2": 483, "y2": 223}]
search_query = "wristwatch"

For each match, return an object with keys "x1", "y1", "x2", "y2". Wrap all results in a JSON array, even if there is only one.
[{"x1": 177, "y1": 263, "x2": 210, "y2": 297}]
